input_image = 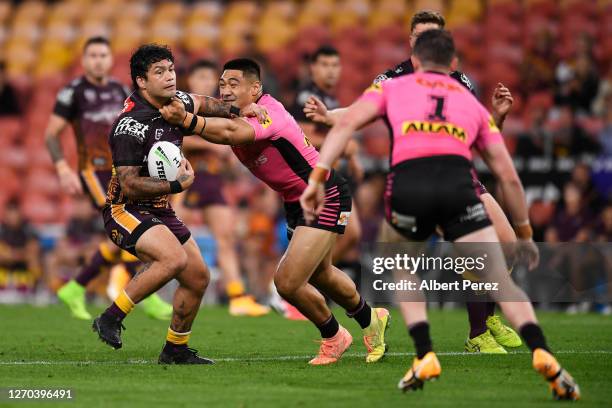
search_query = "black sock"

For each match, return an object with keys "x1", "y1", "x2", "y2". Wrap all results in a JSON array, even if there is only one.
[
  {"x1": 164, "y1": 341, "x2": 187, "y2": 352},
  {"x1": 519, "y1": 323, "x2": 550, "y2": 353},
  {"x1": 409, "y1": 322, "x2": 433, "y2": 359},
  {"x1": 316, "y1": 314, "x2": 340, "y2": 338},
  {"x1": 486, "y1": 302, "x2": 496, "y2": 317},
  {"x1": 466, "y1": 302, "x2": 489, "y2": 338},
  {"x1": 346, "y1": 297, "x2": 372, "y2": 329}
]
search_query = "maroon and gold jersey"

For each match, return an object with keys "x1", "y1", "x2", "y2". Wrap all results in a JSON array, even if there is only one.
[
  {"x1": 106, "y1": 90, "x2": 195, "y2": 209},
  {"x1": 53, "y1": 76, "x2": 130, "y2": 171}
]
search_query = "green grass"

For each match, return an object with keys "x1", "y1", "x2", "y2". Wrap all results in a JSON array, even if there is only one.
[{"x1": 0, "y1": 304, "x2": 610, "y2": 408}]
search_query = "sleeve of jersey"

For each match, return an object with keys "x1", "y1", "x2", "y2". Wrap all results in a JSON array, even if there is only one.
[
  {"x1": 475, "y1": 107, "x2": 504, "y2": 151},
  {"x1": 358, "y1": 83, "x2": 386, "y2": 116},
  {"x1": 53, "y1": 85, "x2": 77, "y2": 120},
  {"x1": 111, "y1": 119, "x2": 146, "y2": 167},
  {"x1": 245, "y1": 111, "x2": 277, "y2": 141}
]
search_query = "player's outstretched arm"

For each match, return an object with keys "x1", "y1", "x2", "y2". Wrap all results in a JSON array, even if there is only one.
[
  {"x1": 44, "y1": 113, "x2": 83, "y2": 195},
  {"x1": 480, "y1": 142, "x2": 539, "y2": 268},
  {"x1": 159, "y1": 99, "x2": 255, "y2": 145},
  {"x1": 190, "y1": 94, "x2": 267, "y2": 123},
  {"x1": 300, "y1": 99, "x2": 379, "y2": 221},
  {"x1": 116, "y1": 159, "x2": 194, "y2": 199}
]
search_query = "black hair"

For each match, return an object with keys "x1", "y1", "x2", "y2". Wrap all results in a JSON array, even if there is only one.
[
  {"x1": 412, "y1": 29, "x2": 455, "y2": 67},
  {"x1": 83, "y1": 36, "x2": 111, "y2": 53},
  {"x1": 130, "y1": 44, "x2": 174, "y2": 89},
  {"x1": 188, "y1": 59, "x2": 218, "y2": 75},
  {"x1": 222, "y1": 58, "x2": 261, "y2": 81},
  {"x1": 310, "y1": 45, "x2": 339, "y2": 63}
]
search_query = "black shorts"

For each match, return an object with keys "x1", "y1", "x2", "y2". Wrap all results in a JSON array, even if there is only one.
[
  {"x1": 183, "y1": 170, "x2": 227, "y2": 209},
  {"x1": 284, "y1": 171, "x2": 352, "y2": 240},
  {"x1": 80, "y1": 169, "x2": 112, "y2": 210},
  {"x1": 384, "y1": 155, "x2": 491, "y2": 241},
  {"x1": 102, "y1": 204, "x2": 191, "y2": 256}
]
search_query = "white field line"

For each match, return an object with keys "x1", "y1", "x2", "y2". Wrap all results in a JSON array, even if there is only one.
[{"x1": 0, "y1": 350, "x2": 611, "y2": 365}]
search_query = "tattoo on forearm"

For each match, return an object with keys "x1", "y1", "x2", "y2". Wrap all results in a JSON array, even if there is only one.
[
  {"x1": 198, "y1": 96, "x2": 232, "y2": 118},
  {"x1": 45, "y1": 135, "x2": 64, "y2": 163},
  {"x1": 117, "y1": 166, "x2": 170, "y2": 199}
]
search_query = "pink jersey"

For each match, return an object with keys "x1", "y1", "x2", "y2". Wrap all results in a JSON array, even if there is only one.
[
  {"x1": 359, "y1": 71, "x2": 503, "y2": 167},
  {"x1": 233, "y1": 94, "x2": 319, "y2": 202}
]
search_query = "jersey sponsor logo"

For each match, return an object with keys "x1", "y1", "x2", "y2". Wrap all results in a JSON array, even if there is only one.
[
  {"x1": 115, "y1": 116, "x2": 149, "y2": 142},
  {"x1": 261, "y1": 113, "x2": 273, "y2": 129},
  {"x1": 56, "y1": 87, "x2": 74, "y2": 106},
  {"x1": 416, "y1": 78, "x2": 462, "y2": 92},
  {"x1": 488, "y1": 115, "x2": 500, "y2": 133},
  {"x1": 155, "y1": 129, "x2": 164, "y2": 140},
  {"x1": 175, "y1": 91, "x2": 191, "y2": 107},
  {"x1": 122, "y1": 98, "x2": 135, "y2": 113},
  {"x1": 459, "y1": 203, "x2": 488, "y2": 224},
  {"x1": 373, "y1": 74, "x2": 389, "y2": 84},
  {"x1": 111, "y1": 229, "x2": 124, "y2": 246},
  {"x1": 401, "y1": 120, "x2": 468, "y2": 143},
  {"x1": 458, "y1": 73, "x2": 473, "y2": 90},
  {"x1": 365, "y1": 83, "x2": 383, "y2": 94}
]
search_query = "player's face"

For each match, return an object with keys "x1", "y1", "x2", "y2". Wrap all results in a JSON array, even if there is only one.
[
  {"x1": 311, "y1": 55, "x2": 341, "y2": 89},
  {"x1": 188, "y1": 67, "x2": 218, "y2": 96},
  {"x1": 219, "y1": 69, "x2": 261, "y2": 108},
  {"x1": 139, "y1": 59, "x2": 176, "y2": 99},
  {"x1": 82, "y1": 43, "x2": 113, "y2": 79},
  {"x1": 410, "y1": 22, "x2": 442, "y2": 48}
]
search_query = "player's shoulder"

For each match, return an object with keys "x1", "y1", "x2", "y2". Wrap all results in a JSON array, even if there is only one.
[
  {"x1": 373, "y1": 60, "x2": 413, "y2": 84},
  {"x1": 450, "y1": 70, "x2": 475, "y2": 94},
  {"x1": 56, "y1": 76, "x2": 85, "y2": 103},
  {"x1": 295, "y1": 83, "x2": 319, "y2": 106}
]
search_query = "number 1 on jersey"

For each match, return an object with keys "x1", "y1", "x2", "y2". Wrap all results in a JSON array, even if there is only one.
[{"x1": 428, "y1": 95, "x2": 447, "y2": 121}]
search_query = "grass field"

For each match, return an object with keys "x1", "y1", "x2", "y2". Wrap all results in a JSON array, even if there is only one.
[{"x1": 0, "y1": 304, "x2": 610, "y2": 408}]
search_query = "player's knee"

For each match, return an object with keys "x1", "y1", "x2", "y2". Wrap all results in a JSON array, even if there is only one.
[
  {"x1": 274, "y1": 273, "x2": 298, "y2": 299},
  {"x1": 163, "y1": 249, "x2": 188, "y2": 278}
]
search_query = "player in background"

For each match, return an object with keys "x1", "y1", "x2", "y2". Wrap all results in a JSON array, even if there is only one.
[
  {"x1": 304, "y1": 10, "x2": 523, "y2": 354},
  {"x1": 92, "y1": 44, "x2": 266, "y2": 363},
  {"x1": 290, "y1": 46, "x2": 363, "y2": 268},
  {"x1": 173, "y1": 60, "x2": 269, "y2": 317},
  {"x1": 159, "y1": 58, "x2": 390, "y2": 366},
  {"x1": 301, "y1": 29, "x2": 580, "y2": 400},
  {"x1": 45, "y1": 37, "x2": 172, "y2": 320}
]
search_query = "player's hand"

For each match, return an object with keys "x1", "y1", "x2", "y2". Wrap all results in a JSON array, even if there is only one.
[
  {"x1": 300, "y1": 182, "x2": 325, "y2": 224},
  {"x1": 175, "y1": 158, "x2": 195, "y2": 191},
  {"x1": 491, "y1": 83, "x2": 513, "y2": 119},
  {"x1": 240, "y1": 103, "x2": 268, "y2": 123},
  {"x1": 56, "y1": 160, "x2": 83, "y2": 195},
  {"x1": 515, "y1": 239, "x2": 540, "y2": 271},
  {"x1": 159, "y1": 97, "x2": 187, "y2": 125},
  {"x1": 304, "y1": 96, "x2": 331, "y2": 126}
]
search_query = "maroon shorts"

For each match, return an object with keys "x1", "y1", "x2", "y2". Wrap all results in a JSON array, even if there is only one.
[
  {"x1": 102, "y1": 204, "x2": 191, "y2": 256},
  {"x1": 183, "y1": 170, "x2": 226, "y2": 209},
  {"x1": 80, "y1": 169, "x2": 112, "y2": 210}
]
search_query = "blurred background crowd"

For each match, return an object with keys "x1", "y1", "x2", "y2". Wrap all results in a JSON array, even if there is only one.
[{"x1": 0, "y1": 0, "x2": 610, "y2": 312}]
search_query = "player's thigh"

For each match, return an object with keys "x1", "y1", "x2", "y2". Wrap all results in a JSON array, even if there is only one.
[
  {"x1": 342, "y1": 200, "x2": 361, "y2": 241},
  {"x1": 276, "y1": 226, "x2": 336, "y2": 290},
  {"x1": 135, "y1": 224, "x2": 187, "y2": 268},
  {"x1": 480, "y1": 192, "x2": 516, "y2": 244},
  {"x1": 174, "y1": 237, "x2": 209, "y2": 293},
  {"x1": 202, "y1": 205, "x2": 236, "y2": 242}
]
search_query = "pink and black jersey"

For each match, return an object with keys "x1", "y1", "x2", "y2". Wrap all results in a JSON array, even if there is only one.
[
  {"x1": 233, "y1": 94, "x2": 319, "y2": 203},
  {"x1": 235, "y1": 94, "x2": 352, "y2": 236},
  {"x1": 359, "y1": 71, "x2": 503, "y2": 168}
]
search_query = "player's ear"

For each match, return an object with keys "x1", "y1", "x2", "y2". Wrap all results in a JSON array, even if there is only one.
[
  {"x1": 450, "y1": 56, "x2": 459, "y2": 72},
  {"x1": 410, "y1": 55, "x2": 421, "y2": 72},
  {"x1": 251, "y1": 80, "x2": 262, "y2": 96},
  {"x1": 136, "y1": 76, "x2": 146, "y2": 90}
]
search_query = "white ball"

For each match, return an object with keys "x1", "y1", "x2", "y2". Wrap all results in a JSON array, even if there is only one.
[{"x1": 147, "y1": 141, "x2": 183, "y2": 181}]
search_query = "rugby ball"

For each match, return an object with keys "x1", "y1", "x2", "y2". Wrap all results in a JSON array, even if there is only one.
[{"x1": 147, "y1": 141, "x2": 183, "y2": 181}]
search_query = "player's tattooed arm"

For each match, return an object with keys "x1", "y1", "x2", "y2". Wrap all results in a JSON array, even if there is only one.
[
  {"x1": 116, "y1": 160, "x2": 194, "y2": 198},
  {"x1": 189, "y1": 94, "x2": 267, "y2": 122},
  {"x1": 160, "y1": 99, "x2": 256, "y2": 145},
  {"x1": 116, "y1": 166, "x2": 173, "y2": 199}
]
